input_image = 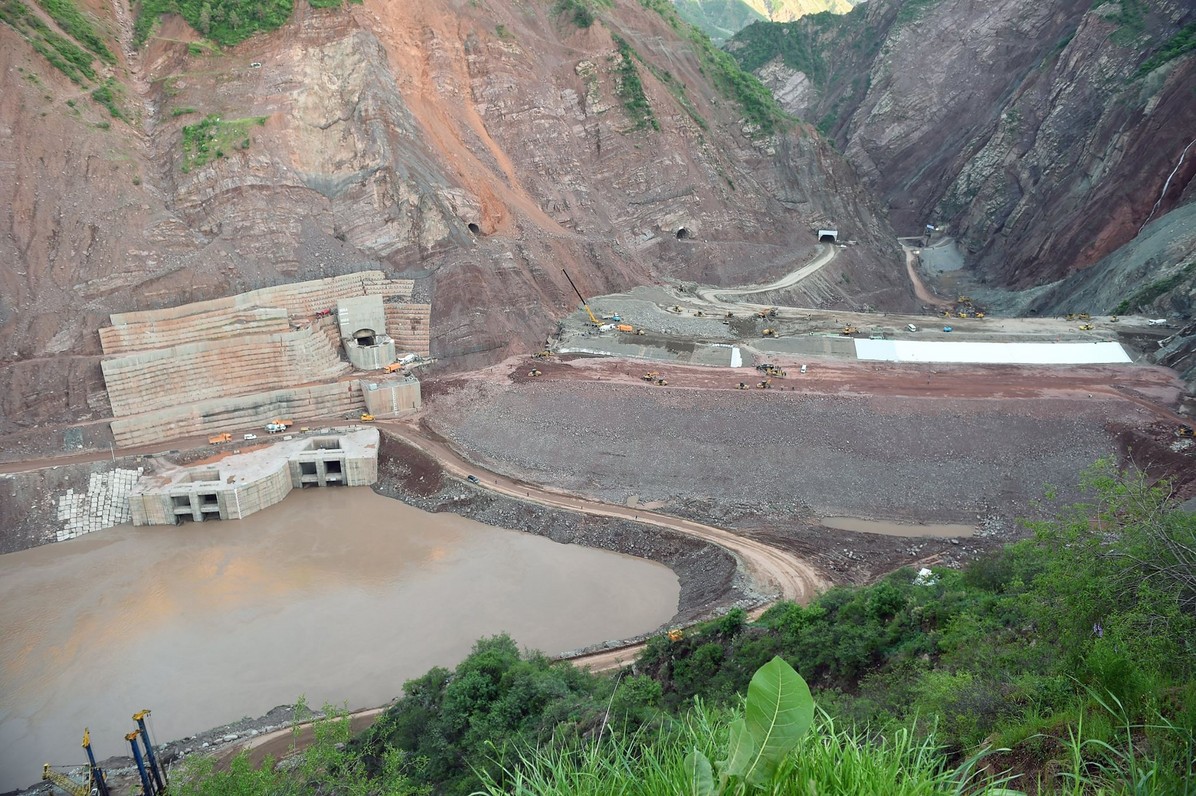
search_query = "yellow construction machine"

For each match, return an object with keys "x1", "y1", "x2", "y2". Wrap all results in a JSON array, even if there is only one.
[
  {"x1": 528, "y1": 368, "x2": 542, "y2": 377},
  {"x1": 762, "y1": 328, "x2": 778, "y2": 337},
  {"x1": 737, "y1": 382, "x2": 749, "y2": 390},
  {"x1": 841, "y1": 326, "x2": 859, "y2": 336},
  {"x1": 533, "y1": 350, "x2": 552, "y2": 359},
  {"x1": 642, "y1": 371, "x2": 660, "y2": 382},
  {"x1": 208, "y1": 432, "x2": 232, "y2": 444},
  {"x1": 757, "y1": 379, "x2": 772, "y2": 389},
  {"x1": 1079, "y1": 324, "x2": 1094, "y2": 331},
  {"x1": 562, "y1": 268, "x2": 602, "y2": 326},
  {"x1": 360, "y1": 413, "x2": 375, "y2": 422},
  {"x1": 765, "y1": 366, "x2": 786, "y2": 377}
]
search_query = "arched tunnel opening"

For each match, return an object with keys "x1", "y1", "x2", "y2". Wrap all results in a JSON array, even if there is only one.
[
  {"x1": 354, "y1": 329, "x2": 377, "y2": 347},
  {"x1": 819, "y1": 233, "x2": 837, "y2": 243},
  {"x1": 818, "y1": 230, "x2": 838, "y2": 243},
  {"x1": 467, "y1": 222, "x2": 481, "y2": 235},
  {"x1": 676, "y1": 227, "x2": 690, "y2": 240}
]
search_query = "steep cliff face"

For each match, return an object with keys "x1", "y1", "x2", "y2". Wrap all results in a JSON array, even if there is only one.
[
  {"x1": 739, "y1": 0, "x2": 1196, "y2": 289},
  {"x1": 0, "y1": 0, "x2": 903, "y2": 432}
]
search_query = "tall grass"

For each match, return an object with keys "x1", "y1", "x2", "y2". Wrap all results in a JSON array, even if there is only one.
[{"x1": 473, "y1": 703, "x2": 1018, "y2": 795}]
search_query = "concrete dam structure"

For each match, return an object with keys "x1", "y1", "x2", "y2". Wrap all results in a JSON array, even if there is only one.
[
  {"x1": 98, "y1": 272, "x2": 430, "y2": 446},
  {"x1": 129, "y1": 428, "x2": 380, "y2": 525}
]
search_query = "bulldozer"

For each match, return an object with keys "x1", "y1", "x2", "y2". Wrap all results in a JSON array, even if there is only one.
[
  {"x1": 765, "y1": 366, "x2": 786, "y2": 377},
  {"x1": 841, "y1": 326, "x2": 859, "y2": 336},
  {"x1": 360, "y1": 413, "x2": 375, "y2": 422},
  {"x1": 1079, "y1": 324, "x2": 1094, "y2": 331},
  {"x1": 528, "y1": 368, "x2": 542, "y2": 377},
  {"x1": 533, "y1": 350, "x2": 552, "y2": 359}
]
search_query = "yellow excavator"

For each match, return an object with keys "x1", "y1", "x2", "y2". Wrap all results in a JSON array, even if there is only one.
[{"x1": 841, "y1": 326, "x2": 859, "y2": 336}]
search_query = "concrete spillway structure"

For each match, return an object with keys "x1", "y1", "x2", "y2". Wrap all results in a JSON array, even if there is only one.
[
  {"x1": 128, "y1": 428, "x2": 379, "y2": 525},
  {"x1": 99, "y1": 272, "x2": 431, "y2": 446}
]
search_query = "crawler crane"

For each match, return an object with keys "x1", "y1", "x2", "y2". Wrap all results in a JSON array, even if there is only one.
[{"x1": 42, "y1": 728, "x2": 110, "y2": 796}]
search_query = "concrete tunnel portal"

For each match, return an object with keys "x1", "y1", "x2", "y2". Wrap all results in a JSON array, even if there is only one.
[{"x1": 818, "y1": 229, "x2": 838, "y2": 243}]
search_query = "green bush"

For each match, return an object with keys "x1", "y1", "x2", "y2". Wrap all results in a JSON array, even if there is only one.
[
  {"x1": 135, "y1": 0, "x2": 294, "y2": 47},
  {"x1": 35, "y1": 0, "x2": 114, "y2": 62}
]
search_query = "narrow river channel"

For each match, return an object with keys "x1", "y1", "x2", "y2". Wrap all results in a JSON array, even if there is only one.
[{"x1": 0, "y1": 487, "x2": 679, "y2": 791}]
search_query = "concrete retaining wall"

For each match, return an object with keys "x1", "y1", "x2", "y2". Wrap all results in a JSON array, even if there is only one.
[
  {"x1": 385, "y1": 303, "x2": 432, "y2": 356},
  {"x1": 361, "y1": 378, "x2": 422, "y2": 415},
  {"x1": 55, "y1": 468, "x2": 144, "y2": 541},
  {"x1": 110, "y1": 382, "x2": 367, "y2": 447},
  {"x1": 102, "y1": 327, "x2": 350, "y2": 416},
  {"x1": 99, "y1": 307, "x2": 291, "y2": 355}
]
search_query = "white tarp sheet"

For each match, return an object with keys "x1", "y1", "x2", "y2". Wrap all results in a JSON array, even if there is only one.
[{"x1": 854, "y1": 339, "x2": 1132, "y2": 365}]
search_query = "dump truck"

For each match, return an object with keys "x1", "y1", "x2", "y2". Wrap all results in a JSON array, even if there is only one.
[
  {"x1": 616, "y1": 324, "x2": 634, "y2": 333},
  {"x1": 208, "y1": 433, "x2": 232, "y2": 444},
  {"x1": 270, "y1": 418, "x2": 293, "y2": 428},
  {"x1": 383, "y1": 362, "x2": 405, "y2": 373}
]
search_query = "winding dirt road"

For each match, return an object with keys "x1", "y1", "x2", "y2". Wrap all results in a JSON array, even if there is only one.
[{"x1": 694, "y1": 244, "x2": 837, "y2": 311}]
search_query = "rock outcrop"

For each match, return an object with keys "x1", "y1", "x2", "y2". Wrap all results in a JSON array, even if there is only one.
[
  {"x1": 0, "y1": 0, "x2": 905, "y2": 434},
  {"x1": 739, "y1": 0, "x2": 1196, "y2": 289}
]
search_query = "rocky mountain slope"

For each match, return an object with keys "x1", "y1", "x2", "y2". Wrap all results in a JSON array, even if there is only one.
[
  {"x1": 0, "y1": 0, "x2": 904, "y2": 434},
  {"x1": 735, "y1": 0, "x2": 1196, "y2": 292}
]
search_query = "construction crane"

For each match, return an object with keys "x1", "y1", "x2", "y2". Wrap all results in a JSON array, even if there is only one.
[
  {"x1": 561, "y1": 269, "x2": 602, "y2": 326},
  {"x1": 42, "y1": 728, "x2": 111, "y2": 796}
]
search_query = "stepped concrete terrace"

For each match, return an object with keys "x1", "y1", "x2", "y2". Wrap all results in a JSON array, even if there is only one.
[
  {"x1": 99, "y1": 272, "x2": 423, "y2": 446},
  {"x1": 385, "y1": 302, "x2": 432, "y2": 357},
  {"x1": 129, "y1": 428, "x2": 379, "y2": 525}
]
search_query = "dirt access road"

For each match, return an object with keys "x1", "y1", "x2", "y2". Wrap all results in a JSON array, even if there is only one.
[
  {"x1": 695, "y1": 244, "x2": 837, "y2": 307},
  {"x1": 381, "y1": 421, "x2": 828, "y2": 610}
]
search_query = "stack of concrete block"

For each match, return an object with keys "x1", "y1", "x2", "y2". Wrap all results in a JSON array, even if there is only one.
[{"x1": 55, "y1": 468, "x2": 144, "y2": 541}]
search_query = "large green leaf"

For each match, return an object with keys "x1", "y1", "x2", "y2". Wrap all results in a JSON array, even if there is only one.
[
  {"x1": 724, "y1": 656, "x2": 814, "y2": 787},
  {"x1": 683, "y1": 747, "x2": 715, "y2": 796}
]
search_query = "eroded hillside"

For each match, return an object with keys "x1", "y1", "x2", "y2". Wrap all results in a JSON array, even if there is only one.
[
  {"x1": 0, "y1": 0, "x2": 904, "y2": 434},
  {"x1": 736, "y1": 0, "x2": 1196, "y2": 289}
]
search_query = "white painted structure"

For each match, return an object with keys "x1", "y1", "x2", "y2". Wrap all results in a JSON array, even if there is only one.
[{"x1": 854, "y1": 339, "x2": 1132, "y2": 365}]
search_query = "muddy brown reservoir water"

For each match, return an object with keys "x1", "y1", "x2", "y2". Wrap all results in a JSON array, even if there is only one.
[{"x1": 0, "y1": 488, "x2": 679, "y2": 791}]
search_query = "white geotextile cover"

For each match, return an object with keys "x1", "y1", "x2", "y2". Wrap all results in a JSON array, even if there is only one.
[{"x1": 854, "y1": 339, "x2": 1132, "y2": 365}]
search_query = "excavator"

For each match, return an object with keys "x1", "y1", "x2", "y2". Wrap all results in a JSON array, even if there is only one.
[
  {"x1": 764, "y1": 366, "x2": 786, "y2": 377},
  {"x1": 757, "y1": 379, "x2": 772, "y2": 389},
  {"x1": 1178, "y1": 425, "x2": 1195, "y2": 438},
  {"x1": 42, "y1": 728, "x2": 111, "y2": 796},
  {"x1": 841, "y1": 326, "x2": 859, "y2": 336},
  {"x1": 561, "y1": 268, "x2": 602, "y2": 326},
  {"x1": 533, "y1": 350, "x2": 553, "y2": 359},
  {"x1": 642, "y1": 371, "x2": 660, "y2": 382}
]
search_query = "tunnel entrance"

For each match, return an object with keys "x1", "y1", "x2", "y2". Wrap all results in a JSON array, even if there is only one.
[
  {"x1": 818, "y1": 228, "x2": 838, "y2": 243},
  {"x1": 467, "y1": 222, "x2": 481, "y2": 235},
  {"x1": 354, "y1": 329, "x2": 377, "y2": 347},
  {"x1": 676, "y1": 227, "x2": 690, "y2": 240}
]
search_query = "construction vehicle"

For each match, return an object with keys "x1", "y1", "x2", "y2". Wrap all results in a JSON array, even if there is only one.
[
  {"x1": 841, "y1": 326, "x2": 859, "y2": 336},
  {"x1": 737, "y1": 382, "x2": 749, "y2": 389},
  {"x1": 762, "y1": 328, "x2": 778, "y2": 337},
  {"x1": 654, "y1": 377, "x2": 668, "y2": 386},
  {"x1": 528, "y1": 368, "x2": 542, "y2": 377},
  {"x1": 756, "y1": 363, "x2": 775, "y2": 372},
  {"x1": 943, "y1": 325, "x2": 953, "y2": 333},
  {"x1": 208, "y1": 432, "x2": 232, "y2": 444},
  {"x1": 271, "y1": 418, "x2": 294, "y2": 428},
  {"x1": 384, "y1": 362, "x2": 406, "y2": 373},
  {"x1": 360, "y1": 413, "x2": 375, "y2": 422},
  {"x1": 1079, "y1": 323, "x2": 1094, "y2": 331},
  {"x1": 266, "y1": 422, "x2": 287, "y2": 433},
  {"x1": 42, "y1": 728, "x2": 111, "y2": 796},
  {"x1": 765, "y1": 366, "x2": 786, "y2": 377},
  {"x1": 1178, "y1": 425, "x2": 1194, "y2": 438},
  {"x1": 561, "y1": 268, "x2": 602, "y2": 326},
  {"x1": 755, "y1": 307, "x2": 778, "y2": 319},
  {"x1": 667, "y1": 629, "x2": 684, "y2": 642},
  {"x1": 957, "y1": 296, "x2": 972, "y2": 303},
  {"x1": 1109, "y1": 315, "x2": 1119, "y2": 323},
  {"x1": 315, "y1": 308, "x2": 334, "y2": 318},
  {"x1": 757, "y1": 380, "x2": 772, "y2": 389},
  {"x1": 616, "y1": 324, "x2": 634, "y2": 333},
  {"x1": 668, "y1": 305, "x2": 682, "y2": 313},
  {"x1": 533, "y1": 350, "x2": 552, "y2": 359},
  {"x1": 642, "y1": 371, "x2": 660, "y2": 382}
]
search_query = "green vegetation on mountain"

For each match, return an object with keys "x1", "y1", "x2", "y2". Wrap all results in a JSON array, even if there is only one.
[
  {"x1": 34, "y1": 0, "x2": 114, "y2": 63},
  {"x1": 1137, "y1": 21, "x2": 1196, "y2": 75},
  {"x1": 132, "y1": 0, "x2": 361, "y2": 48},
  {"x1": 640, "y1": 0, "x2": 790, "y2": 134},
  {"x1": 0, "y1": 0, "x2": 97, "y2": 84},
  {"x1": 611, "y1": 35, "x2": 659, "y2": 131},
  {"x1": 177, "y1": 461, "x2": 1196, "y2": 794},
  {"x1": 180, "y1": 114, "x2": 266, "y2": 171}
]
